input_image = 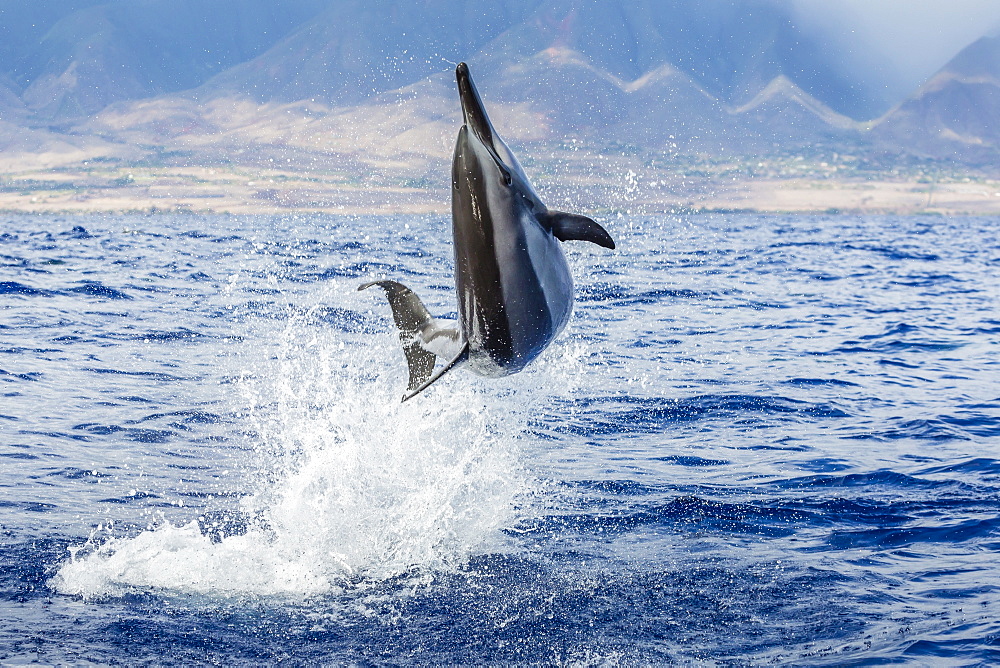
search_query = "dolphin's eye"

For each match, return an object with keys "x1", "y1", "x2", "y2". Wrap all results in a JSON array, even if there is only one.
[{"x1": 502, "y1": 171, "x2": 512, "y2": 186}]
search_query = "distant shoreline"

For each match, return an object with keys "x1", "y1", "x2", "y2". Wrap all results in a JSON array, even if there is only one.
[
  {"x1": 2, "y1": 175, "x2": 999, "y2": 217},
  {"x1": 4, "y1": 150, "x2": 1000, "y2": 217}
]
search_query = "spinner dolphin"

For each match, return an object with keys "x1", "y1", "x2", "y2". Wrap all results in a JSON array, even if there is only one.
[{"x1": 360, "y1": 62, "x2": 615, "y2": 401}]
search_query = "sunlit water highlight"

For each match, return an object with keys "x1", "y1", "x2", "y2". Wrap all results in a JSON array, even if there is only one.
[{"x1": 1, "y1": 212, "x2": 998, "y2": 664}]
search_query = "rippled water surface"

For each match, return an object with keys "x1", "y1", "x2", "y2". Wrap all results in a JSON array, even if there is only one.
[{"x1": 1, "y1": 213, "x2": 998, "y2": 664}]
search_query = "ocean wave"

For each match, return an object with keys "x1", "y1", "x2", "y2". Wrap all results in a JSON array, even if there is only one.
[
  {"x1": 548, "y1": 394, "x2": 850, "y2": 436},
  {"x1": 66, "y1": 282, "x2": 133, "y2": 300},
  {"x1": 827, "y1": 516, "x2": 1000, "y2": 550}
]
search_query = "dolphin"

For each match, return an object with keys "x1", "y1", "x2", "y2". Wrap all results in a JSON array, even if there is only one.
[{"x1": 360, "y1": 62, "x2": 615, "y2": 401}]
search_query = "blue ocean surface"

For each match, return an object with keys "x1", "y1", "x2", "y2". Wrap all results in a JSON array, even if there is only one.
[{"x1": 1, "y1": 212, "x2": 998, "y2": 665}]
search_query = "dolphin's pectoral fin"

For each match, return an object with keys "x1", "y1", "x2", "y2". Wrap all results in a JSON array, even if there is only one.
[
  {"x1": 401, "y1": 341, "x2": 469, "y2": 403},
  {"x1": 359, "y1": 279, "x2": 446, "y2": 393},
  {"x1": 545, "y1": 210, "x2": 616, "y2": 250}
]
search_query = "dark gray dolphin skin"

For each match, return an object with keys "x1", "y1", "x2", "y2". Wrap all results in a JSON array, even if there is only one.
[{"x1": 360, "y1": 62, "x2": 614, "y2": 401}]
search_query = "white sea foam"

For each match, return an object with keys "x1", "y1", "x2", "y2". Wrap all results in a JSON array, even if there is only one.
[{"x1": 53, "y1": 281, "x2": 533, "y2": 599}]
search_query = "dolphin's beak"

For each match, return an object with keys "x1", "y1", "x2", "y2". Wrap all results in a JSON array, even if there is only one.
[
  {"x1": 456, "y1": 62, "x2": 511, "y2": 183},
  {"x1": 456, "y1": 62, "x2": 495, "y2": 146}
]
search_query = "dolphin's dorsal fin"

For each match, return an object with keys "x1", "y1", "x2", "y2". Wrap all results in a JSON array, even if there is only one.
[
  {"x1": 544, "y1": 211, "x2": 616, "y2": 249},
  {"x1": 359, "y1": 280, "x2": 458, "y2": 393}
]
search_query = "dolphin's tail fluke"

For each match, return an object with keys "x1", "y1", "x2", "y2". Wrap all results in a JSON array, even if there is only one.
[
  {"x1": 358, "y1": 280, "x2": 465, "y2": 401},
  {"x1": 401, "y1": 341, "x2": 469, "y2": 403}
]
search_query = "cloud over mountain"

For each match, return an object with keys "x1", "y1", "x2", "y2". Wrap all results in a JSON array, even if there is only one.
[{"x1": 872, "y1": 35, "x2": 1000, "y2": 160}]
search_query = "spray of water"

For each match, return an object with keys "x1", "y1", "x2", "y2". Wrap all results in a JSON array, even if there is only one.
[{"x1": 52, "y1": 280, "x2": 534, "y2": 599}]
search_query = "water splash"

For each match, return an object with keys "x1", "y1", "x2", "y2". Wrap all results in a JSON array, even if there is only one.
[{"x1": 53, "y1": 281, "x2": 531, "y2": 599}]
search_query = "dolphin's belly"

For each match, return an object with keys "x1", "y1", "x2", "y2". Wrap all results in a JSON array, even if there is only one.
[
  {"x1": 520, "y1": 213, "x2": 573, "y2": 338},
  {"x1": 457, "y1": 207, "x2": 572, "y2": 377}
]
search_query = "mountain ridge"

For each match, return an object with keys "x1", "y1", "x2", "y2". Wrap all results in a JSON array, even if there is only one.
[{"x1": 0, "y1": 1, "x2": 996, "y2": 169}]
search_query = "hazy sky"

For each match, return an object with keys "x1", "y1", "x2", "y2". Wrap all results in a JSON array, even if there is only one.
[{"x1": 792, "y1": 0, "x2": 1000, "y2": 100}]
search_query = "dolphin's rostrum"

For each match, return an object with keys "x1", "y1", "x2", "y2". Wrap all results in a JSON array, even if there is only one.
[{"x1": 361, "y1": 62, "x2": 615, "y2": 401}]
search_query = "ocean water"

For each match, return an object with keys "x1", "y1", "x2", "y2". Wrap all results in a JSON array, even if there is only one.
[{"x1": 1, "y1": 212, "x2": 998, "y2": 665}]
